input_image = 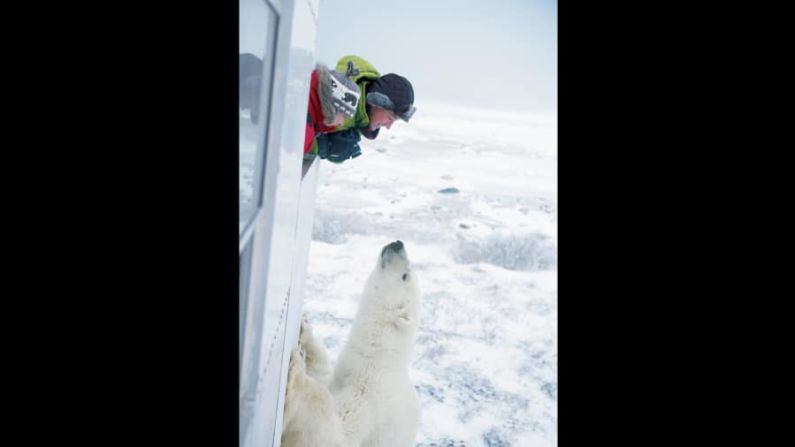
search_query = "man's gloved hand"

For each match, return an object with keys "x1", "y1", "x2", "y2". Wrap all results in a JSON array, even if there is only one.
[{"x1": 315, "y1": 128, "x2": 362, "y2": 163}]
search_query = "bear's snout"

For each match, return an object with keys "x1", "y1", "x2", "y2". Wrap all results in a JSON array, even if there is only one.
[
  {"x1": 386, "y1": 240, "x2": 403, "y2": 252},
  {"x1": 381, "y1": 240, "x2": 405, "y2": 258},
  {"x1": 380, "y1": 240, "x2": 408, "y2": 268}
]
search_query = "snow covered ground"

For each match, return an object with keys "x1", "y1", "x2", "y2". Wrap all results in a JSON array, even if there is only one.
[{"x1": 303, "y1": 101, "x2": 557, "y2": 447}]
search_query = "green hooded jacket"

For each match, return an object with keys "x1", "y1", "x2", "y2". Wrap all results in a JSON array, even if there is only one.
[
  {"x1": 308, "y1": 55, "x2": 380, "y2": 157},
  {"x1": 333, "y1": 55, "x2": 380, "y2": 132}
]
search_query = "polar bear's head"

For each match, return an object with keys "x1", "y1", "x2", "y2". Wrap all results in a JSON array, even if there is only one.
[{"x1": 361, "y1": 240, "x2": 420, "y2": 312}]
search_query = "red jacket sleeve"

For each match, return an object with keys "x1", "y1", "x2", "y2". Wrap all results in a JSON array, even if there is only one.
[{"x1": 304, "y1": 119, "x2": 315, "y2": 154}]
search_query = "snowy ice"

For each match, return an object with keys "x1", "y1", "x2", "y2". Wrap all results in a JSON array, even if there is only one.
[{"x1": 303, "y1": 101, "x2": 557, "y2": 447}]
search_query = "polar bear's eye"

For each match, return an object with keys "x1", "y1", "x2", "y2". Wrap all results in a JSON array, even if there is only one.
[{"x1": 402, "y1": 273, "x2": 409, "y2": 281}]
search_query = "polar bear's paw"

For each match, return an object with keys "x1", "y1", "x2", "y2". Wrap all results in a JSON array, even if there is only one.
[
  {"x1": 282, "y1": 345, "x2": 345, "y2": 447},
  {"x1": 283, "y1": 347, "x2": 308, "y2": 428},
  {"x1": 299, "y1": 318, "x2": 332, "y2": 384}
]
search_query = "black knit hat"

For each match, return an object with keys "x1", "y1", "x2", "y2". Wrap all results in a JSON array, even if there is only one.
[{"x1": 366, "y1": 74, "x2": 416, "y2": 122}]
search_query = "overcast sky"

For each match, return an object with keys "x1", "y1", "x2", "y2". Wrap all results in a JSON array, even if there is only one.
[{"x1": 315, "y1": 0, "x2": 557, "y2": 113}]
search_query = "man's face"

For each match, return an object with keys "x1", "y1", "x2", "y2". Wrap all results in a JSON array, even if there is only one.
[{"x1": 368, "y1": 106, "x2": 398, "y2": 131}]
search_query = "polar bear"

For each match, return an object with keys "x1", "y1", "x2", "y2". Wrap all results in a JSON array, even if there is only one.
[
  {"x1": 281, "y1": 240, "x2": 421, "y2": 447},
  {"x1": 331, "y1": 240, "x2": 421, "y2": 446}
]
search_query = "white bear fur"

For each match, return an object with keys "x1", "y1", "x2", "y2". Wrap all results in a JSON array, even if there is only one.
[
  {"x1": 281, "y1": 344, "x2": 345, "y2": 447},
  {"x1": 281, "y1": 241, "x2": 420, "y2": 447}
]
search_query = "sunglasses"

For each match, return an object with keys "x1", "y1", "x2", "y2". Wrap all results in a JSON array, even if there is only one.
[
  {"x1": 383, "y1": 105, "x2": 416, "y2": 123},
  {"x1": 397, "y1": 105, "x2": 416, "y2": 121}
]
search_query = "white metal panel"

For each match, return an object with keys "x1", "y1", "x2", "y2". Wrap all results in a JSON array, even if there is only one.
[
  {"x1": 254, "y1": 0, "x2": 314, "y2": 383},
  {"x1": 239, "y1": 1, "x2": 282, "y2": 445},
  {"x1": 272, "y1": 157, "x2": 320, "y2": 444},
  {"x1": 306, "y1": 0, "x2": 321, "y2": 26},
  {"x1": 266, "y1": 0, "x2": 286, "y2": 15},
  {"x1": 241, "y1": 0, "x2": 320, "y2": 445},
  {"x1": 289, "y1": 0, "x2": 318, "y2": 51}
]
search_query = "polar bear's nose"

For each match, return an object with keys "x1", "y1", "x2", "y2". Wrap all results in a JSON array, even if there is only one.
[
  {"x1": 380, "y1": 240, "x2": 407, "y2": 267},
  {"x1": 383, "y1": 240, "x2": 404, "y2": 254}
]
